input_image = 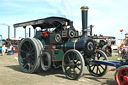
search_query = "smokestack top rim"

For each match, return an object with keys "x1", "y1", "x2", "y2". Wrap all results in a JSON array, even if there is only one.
[{"x1": 81, "y1": 6, "x2": 89, "y2": 10}]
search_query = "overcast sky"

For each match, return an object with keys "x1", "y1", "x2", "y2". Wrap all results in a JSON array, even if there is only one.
[{"x1": 0, "y1": 0, "x2": 127, "y2": 39}]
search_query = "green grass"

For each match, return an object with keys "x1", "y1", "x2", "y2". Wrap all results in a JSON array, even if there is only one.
[
  {"x1": 112, "y1": 50, "x2": 118, "y2": 53},
  {"x1": 108, "y1": 54, "x2": 118, "y2": 61},
  {"x1": 108, "y1": 50, "x2": 119, "y2": 61}
]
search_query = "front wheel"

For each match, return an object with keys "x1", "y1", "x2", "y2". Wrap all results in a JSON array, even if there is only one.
[
  {"x1": 87, "y1": 50, "x2": 108, "y2": 77},
  {"x1": 115, "y1": 65, "x2": 128, "y2": 85},
  {"x1": 62, "y1": 49, "x2": 85, "y2": 80}
]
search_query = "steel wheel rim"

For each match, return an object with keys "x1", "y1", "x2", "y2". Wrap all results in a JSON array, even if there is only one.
[
  {"x1": 102, "y1": 45, "x2": 112, "y2": 57},
  {"x1": 33, "y1": 38, "x2": 44, "y2": 72},
  {"x1": 105, "y1": 46, "x2": 111, "y2": 56},
  {"x1": 87, "y1": 50, "x2": 108, "y2": 77},
  {"x1": 116, "y1": 67, "x2": 128, "y2": 85},
  {"x1": 62, "y1": 49, "x2": 85, "y2": 80},
  {"x1": 18, "y1": 38, "x2": 39, "y2": 73}
]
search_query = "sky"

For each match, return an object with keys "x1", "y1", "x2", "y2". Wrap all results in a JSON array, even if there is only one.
[{"x1": 0, "y1": 0, "x2": 128, "y2": 39}]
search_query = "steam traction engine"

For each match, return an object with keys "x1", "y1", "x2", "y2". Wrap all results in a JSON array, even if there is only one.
[
  {"x1": 14, "y1": 6, "x2": 108, "y2": 80},
  {"x1": 92, "y1": 36, "x2": 114, "y2": 57}
]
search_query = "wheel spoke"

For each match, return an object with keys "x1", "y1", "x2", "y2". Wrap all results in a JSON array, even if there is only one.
[
  {"x1": 23, "y1": 42, "x2": 29, "y2": 50},
  {"x1": 119, "y1": 72, "x2": 124, "y2": 77},
  {"x1": 65, "y1": 63, "x2": 70, "y2": 67},
  {"x1": 72, "y1": 53, "x2": 75, "y2": 61},
  {"x1": 92, "y1": 65, "x2": 96, "y2": 71},
  {"x1": 31, "y1": 57, "x2": 35, "y2": 62},
  {"x1": 65, "y1": 59, "x2": 70, "y2": 63},
  {"x1": 30, "y1": 48, "x2": 34, "y2": 53},
  {"x1": 23, "y1": 63, "x2": 28, "y2": 68},
  {"x1": 73, "y1": 67, "x2": 77, "y2": 77},
  {"x1": 76, "y1": 63, "x2": 81, "y2": 66},
  {"x1": 29, "y1": 42, "x2": 32, "y2": 49},
  {"x1": 28, "y1": 63, "x2": 31, "y2": 70},
  {"x1": 67, "y1": 67, "x2": 72, "y2": 74},
  {"x1": 30, "y1": 57, "x2": 35, "y2": 63},
  {"x1": 123, "y1": 70, "x2": 126, "y2": 75},
  {"x1": 22, "y1": 57, "x2": 27, "y2": 61},
  {"x1": 20, "y1": 49, "x2": 27, "y2": 53},
  {"x1": 96, "y1": 65, "x2": 99, "y2": 74},
  {"x1": 75, "y1": 58, "x2": 79, "y2": 63},
  {"x1": 98, "y1": 66, "x2": 102, "y2": 74},
  {"x1": 29, "y1": 61, "x2": 34, "y2": 71},
  {"x1": 31, "y1": 52, "x2": 35, "y2": 56},
  {"x1": 67, "y1": 55, "x2": 71, "y2": 61},
  {"x1": 99, "y1": 64, "x2": 105, "y2": 70},
  {"x1": 76, "y1": 66, "x2": 81, "y2": 71},
  {"x1": 120, "y1": 82, "x2": 124, "y2": 85}
]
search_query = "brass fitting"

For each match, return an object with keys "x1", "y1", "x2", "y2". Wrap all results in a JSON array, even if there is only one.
[{"x1": 80, "y1": 6, "x2": 89, "y2": 10}]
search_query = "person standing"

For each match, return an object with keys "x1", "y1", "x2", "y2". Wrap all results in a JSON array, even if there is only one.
[
  {"x1": 2, "y1": 45, "x2": 7, "y2": 56},
  {"x1": 118, "y1": 44, "x2": 123, "y2": 60}
]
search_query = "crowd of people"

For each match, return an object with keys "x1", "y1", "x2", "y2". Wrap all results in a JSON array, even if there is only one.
[
  {"x1": 1, "y1": 44, "x2": 14, "y2": 56},
  {"x1": 118, "y1": 43, "x2": 128, "y2": 60}
]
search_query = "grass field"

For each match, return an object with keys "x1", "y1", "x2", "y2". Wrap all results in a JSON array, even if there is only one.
[
  {"x1": 0, "y1": 51, "x2": 119, "y2": 85},
  {"x1": 108, "y1": 53, "x2": 118, "y2": 61}
]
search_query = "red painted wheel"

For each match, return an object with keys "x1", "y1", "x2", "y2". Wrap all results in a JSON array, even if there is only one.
[{"x1": 115, "y1": 65, "x2": 128, "y2": 85}]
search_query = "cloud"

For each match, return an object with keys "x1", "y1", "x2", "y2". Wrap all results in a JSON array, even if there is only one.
[
  {"x1": 1, "y1": 0, "x2": 23, "y2": 7},
  {"x1": 0, "y1": 0, "x2": 128, "y2": 39}
]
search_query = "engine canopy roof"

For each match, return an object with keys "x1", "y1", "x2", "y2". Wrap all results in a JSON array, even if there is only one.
[{"x1": 14, "y1": 16, "x2": 73, "y2": 30}]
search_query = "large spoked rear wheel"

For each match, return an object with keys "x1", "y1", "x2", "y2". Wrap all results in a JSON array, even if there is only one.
[
  {"x1": 18, "y1": 38, "x2": 43, "y2": 73},
  {"x1": 115, "y1": 65, "x2": 128, "y2": 85},
  {"x1": 87, "y1": 50, "x2": 108, "y2": 77},
  {"x1": 62, "y1": 49, "x2": 85, "y2": 80}
]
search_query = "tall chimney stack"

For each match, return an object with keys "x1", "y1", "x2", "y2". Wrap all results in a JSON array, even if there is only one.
[
  {"x1": 8, "y1": 26, "x2": 10, "y2": 39},
  {"x1": 80, "y1": 6, "x2": 89, "y2": 36}
]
